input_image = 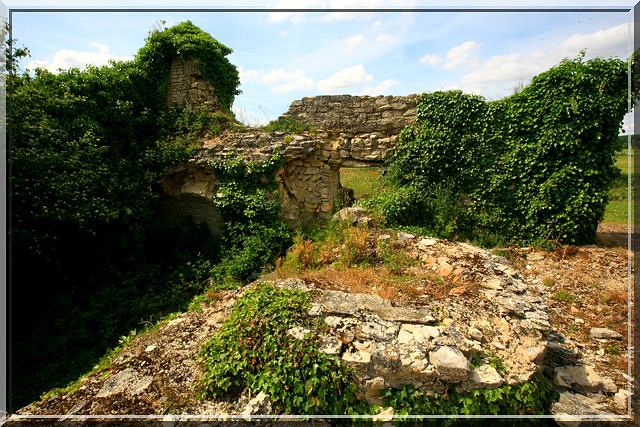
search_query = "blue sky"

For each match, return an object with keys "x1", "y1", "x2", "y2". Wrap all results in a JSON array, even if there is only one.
[{"x1": 7, "y1": 1, "x2": 636, "y2": 128}]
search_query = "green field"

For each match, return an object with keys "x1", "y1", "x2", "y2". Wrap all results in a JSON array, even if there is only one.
[
  {"x1": 339, "y1": 167, "x2": 385, "y2": 198},
  {"x1": 340, "y1": 150, "x2": 633, "y2": 225},
  {"x1": 603, "y1": 148, "x2": 634, "y2": 224}
]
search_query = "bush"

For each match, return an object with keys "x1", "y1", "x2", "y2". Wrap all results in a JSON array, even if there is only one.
[
  {"x1": 7, "y1": 22, "x2": 242, "y2": 407},
  {"x1": 383, "y1": 373, "x2": 557, "y2": 419},
  {"x1": 208, "y1": 154, "x2": 294, "y2": 287},
  {"x1": 381, "y1": 55, "x2": 628, "y2": 245},
  {"x1": 264, "y1": 117, "x2": 312, "y2": 133},
  {"x1": 200, "y1": 284, "x2": 367, "y2": 414},
  {"x1": 135, "y1": 21, "x2": 240, "y2": 110}
]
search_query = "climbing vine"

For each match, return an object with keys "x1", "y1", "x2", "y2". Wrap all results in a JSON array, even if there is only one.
[
  {"x1": 135, "y1": 21, "x2": 241, "y2": 110},
  {"x1": 7, "y1": 21, "x2": 241, "y2": 408},
  {"x1": 207, "y1": 154, "x2": 293, "y2": 288},
  {"x1": 375, "y1": 54, "x2": 629, "y2": 245}
]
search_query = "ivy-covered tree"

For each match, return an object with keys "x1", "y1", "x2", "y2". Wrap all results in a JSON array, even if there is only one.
[
  {"x1": 8, "y1": 22, "x2": 242, "y2": 409},
  {"x1": 374, "y1": 54, "x2": 629, "y2": 245}
]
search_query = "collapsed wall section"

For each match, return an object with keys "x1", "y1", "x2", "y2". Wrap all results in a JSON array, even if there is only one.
[{"x1": 163, "y1": 95, "x2": 420, "y2": 230}]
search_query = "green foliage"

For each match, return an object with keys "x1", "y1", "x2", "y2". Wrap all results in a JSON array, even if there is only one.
[
  {"x1": 553, "y1": 290, "x2": 577, "y2": 302},
  {"x1": 162, "y1": 107, "x2": 241, "y2": 138},
  {"x1": 135, "y1": 20, "x2": 240, "y2": 110},
  {"x1": 360, "y1": 181, "x2": 464, "y2": 240},
  {"x1": 7, "y1": 22, "x2": 243, "y2": 408},
  {"x1": 264, "y1": 117, "x2": 312, "y2": 133},
  {"x1": 383, "y1": 373, "x2": 557, "y2": 419},
  {"x1": 200, "y1": 284, "x2": 367, "y2": 414},
  {"x1": 378, "y1": 56, "x2": 629, "y2": 245},
  {"x1": 207, "y1": 155, "x2": 293, "y2": 287}
]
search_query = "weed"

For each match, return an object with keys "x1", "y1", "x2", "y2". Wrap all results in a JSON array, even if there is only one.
[
  {"x1": 542, "y1": 277, "x2": 556, "y2": 287},
  {"x1": 382, "y1": 373, "x2": 557, "y2": 416},
  {"x1": 604, "y1": 343, "x2": 622, "y2": 356},
  {"x1": 264, "y1": 117, "x2": 311, "y2": 134},
  {"x1": 553, "y1": 290, "x2": 577, "y2": 303},
  {"x1": 199, "y1": 284, "x2": 368, "y2": 414}
]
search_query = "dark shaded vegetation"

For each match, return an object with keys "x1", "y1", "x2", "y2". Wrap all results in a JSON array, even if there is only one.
[{"x1": 7, "y1": 22, "x2": 282, "y2": 409}]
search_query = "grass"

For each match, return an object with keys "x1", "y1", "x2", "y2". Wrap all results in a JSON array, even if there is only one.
[
  {"x1": 603, "y1": 148, "x2": 634, "y2": 224},
  {"x1": 263, "y1": 117, "x2": 311, "y2": 133},
  {"x1": 553, "y1": 290, "x2": 577, "y2": 303},
  {"x1": 340, "y1": 167, "x2": 385, "y2": 200},
  {"x1": 542, "y1": 277, "x2": 556, "y2": 287}
]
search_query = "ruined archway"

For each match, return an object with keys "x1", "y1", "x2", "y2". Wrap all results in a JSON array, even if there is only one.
[{"x1": 164, "y1": 94, "x2": 418, "y2": 225}]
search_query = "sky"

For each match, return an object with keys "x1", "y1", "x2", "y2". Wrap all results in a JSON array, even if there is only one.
[{"x1": 6, "y1": 1, "x2": 637, "y2": 129}]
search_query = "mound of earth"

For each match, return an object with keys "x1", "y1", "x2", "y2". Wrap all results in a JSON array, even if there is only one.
[{"x1": 10, "y1": 229, "x2": 633, "y2": 424}]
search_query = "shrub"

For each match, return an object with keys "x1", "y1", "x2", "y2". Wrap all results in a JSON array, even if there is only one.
[
  {"x1": 382, "y1": 55, "x2": 629, "y2": 245},
  {"x1": 208, "y1": 154, "x2": 293, "y2": 287},
  {"x1": 200, "y1": 284, "x2": 367, "y2": 414},
  {"x1": 264, "y1": 117, "x2": 312, "y2": 133},
  {"x1": 383, "y1": 373, "x2": 557, "y2": 419},
  {"x1": 135, "y1": 21, "x2": 240, "y2": 110}
]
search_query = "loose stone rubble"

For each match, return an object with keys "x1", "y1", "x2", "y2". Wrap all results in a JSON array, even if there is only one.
[{"x1": 273, "y1": 234, "x2": 552, "y2": 403}]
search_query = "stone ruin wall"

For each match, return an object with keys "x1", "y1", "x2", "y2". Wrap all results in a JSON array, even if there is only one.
[
  {"x1": 161, "y1": 94, "x2": 419, "y2": 232},
  {"x1": 276, "y1": 95, "x2": 417, "y2": 222},
  {"x1": 167, "y1": 58, "x2": 222, "y2": 111}
]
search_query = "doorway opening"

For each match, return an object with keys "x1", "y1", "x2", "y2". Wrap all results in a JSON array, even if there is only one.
[{"x1": 338, "y1": 166, "x2": 385, "y2": 206}]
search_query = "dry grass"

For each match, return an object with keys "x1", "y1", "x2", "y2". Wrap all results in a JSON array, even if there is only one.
[
  {"x1": 301, "y1": 266, "x2": 422, "y2": 303},
  {"x1": 600, "y1": 288, "x2": 627, "y2": 305}
]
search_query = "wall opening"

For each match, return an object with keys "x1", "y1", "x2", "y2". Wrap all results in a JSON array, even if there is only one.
[{"x1": 338, "y1": 165, "x2": 385, "y2": 207}]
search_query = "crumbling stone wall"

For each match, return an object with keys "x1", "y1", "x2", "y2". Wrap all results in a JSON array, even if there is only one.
[
  {"x1": 280, "y1": 95, "x2": 417, "y2": 135},
  {"x1": 167, "y1": 58, "x2": 221, "y2": 111},
  {"x1": 163, "y1": 94, "x2": 420, "y2": 229}
]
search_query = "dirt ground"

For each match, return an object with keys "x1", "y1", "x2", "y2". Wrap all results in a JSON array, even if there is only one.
[{"x1": 507, "y1": 222, "x2": 634, "y2": 415}]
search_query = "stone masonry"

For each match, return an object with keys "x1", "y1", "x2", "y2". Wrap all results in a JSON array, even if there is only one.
[
  {"x1": 162, "y1": 94, "x2": 419, "y2": 228},
  {"x1": 167, "y1": 58, "x2": 221, "y2": 112}
]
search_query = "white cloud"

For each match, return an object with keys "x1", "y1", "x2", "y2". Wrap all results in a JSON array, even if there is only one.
[
  {"x1": 344, "y1": 34, "x2": 366, "y2": 53},
  {"x1": 317, "y1": 64, "x2": 373, "y2": 92},
  {"x1": 420, "y1": 53, "x2": 443, "y2": 66},
  {"x1": 272, "y1": 71, "x2": 315, "y2": 93},
  {"x1": 562, "y1": 23, "x2": 629, "y2": 58},
  {"x1": 240, "y1": 67, "x2": 315, "y2": 94},
  {"x1": 375, "y1": 34, "x2": 393, "y2": 44},
  {"x1": 451, "y1": 22, "x2": 632, "y2": 99},
  {"x1": 361, "y1": 78, "x2": 399, "y2": 95},
  {"x1": 443, "y1": 40, "x2": 481, "y2": 71},
  {"x1": 239, "y1": 67, "x2": 262, "y2": 82},
  {"x1": 27, "y1": 43, "x2": 132, "y2": 72}
]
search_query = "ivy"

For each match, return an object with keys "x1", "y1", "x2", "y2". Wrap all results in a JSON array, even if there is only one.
[
  {"x1": 383, "y1": 373, "x2": 558, "y2": 422},
  {"x1": 7, "y1": 21, "x2": 241, "y2": 407},
  {"x1": 207, "y1": 155, "x2": 293, "y2": 288},
  {"x1": 135, "y1": 21, "x2": 240, "y2": 111},
  {"x1": 200, "y1": 284, "x2": 368, "y2": 415},
  {"x1": 378, "y1": 55, "x2": 629, "y2": 245}
]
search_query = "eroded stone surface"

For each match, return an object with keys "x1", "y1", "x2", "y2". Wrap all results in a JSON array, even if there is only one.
[
  {"x1": 429, "y1": 346, "x2": 469, "y2": 383},
  {"x1": 96, "y1": 368, "x2": 153, "y2": 398},
  {"x1": 269, "y1": 235, "x2": 553, "y2": 401},
  {"x1": 554, "y1": 365, "x2": 618, "y2": 394}
]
